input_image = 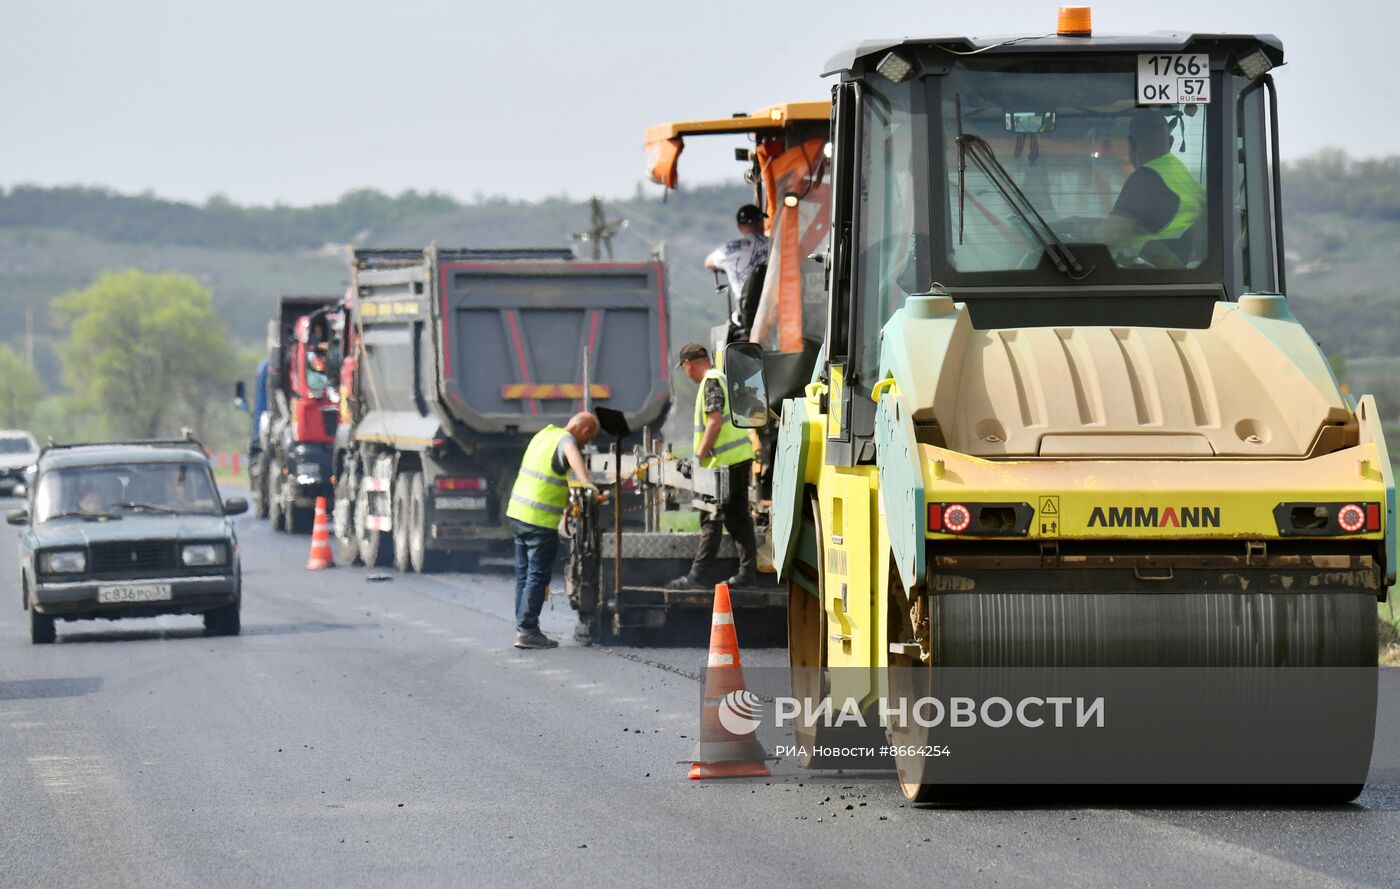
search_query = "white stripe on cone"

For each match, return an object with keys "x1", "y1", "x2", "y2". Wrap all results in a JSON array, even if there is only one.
[
  {"x1": 708, "y1": 653, "x2": 734, "y2": 666},
  {"x1": 711, "y1": 612, "x2": 734, "y2": 625}
]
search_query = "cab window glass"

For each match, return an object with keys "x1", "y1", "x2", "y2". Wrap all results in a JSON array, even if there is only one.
[
  {"x1": 856, "y1": 84, "x2": 916, "y2": 381},
  {"x1": 938, "y1": 57, "x2": 1212, "y2": 274}
]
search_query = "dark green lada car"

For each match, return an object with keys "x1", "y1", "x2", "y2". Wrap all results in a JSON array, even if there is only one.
[{"x1": 9, "y1": 440, "x2": 248, "y2": 644}]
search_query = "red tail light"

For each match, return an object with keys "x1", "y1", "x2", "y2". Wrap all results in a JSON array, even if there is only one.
[
  {"x1": 942, "y1": 503, "x2": 973, "y2": 533},
  {"x1": 1337, "y1": 504, "x2": 1366, "y2": 533},
  {"x1": 436, "y1": 476, "x2": 486, "y2": 492}
]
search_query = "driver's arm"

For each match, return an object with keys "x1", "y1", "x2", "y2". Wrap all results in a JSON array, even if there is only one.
[{"x1": 1094, "y1": 212, "x2": 1149, "y2": 255}]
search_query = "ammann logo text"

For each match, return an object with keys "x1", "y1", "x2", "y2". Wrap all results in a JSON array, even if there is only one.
[{"x1": 1086, "y1": 505, "x2": 1220, "y2": 529}]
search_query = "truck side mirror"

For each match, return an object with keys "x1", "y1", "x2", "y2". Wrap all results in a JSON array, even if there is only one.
[
  {"x1": 723, "y1": 342, "x2": 769, "y2": 428},
  {"x1": 6, "y1": 508, "x2": 29, "y2": 526},
  {"x1": 233, "y1": 380, "x2": 249, "y2": 413}
]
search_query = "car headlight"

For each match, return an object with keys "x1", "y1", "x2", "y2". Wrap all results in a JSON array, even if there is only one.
[
  {"x1": 181, "y1": 544, "x2": 227, "y2": 567},
  {"x1": 40, "y1": 550, "x2": 86, "y2": 574}
]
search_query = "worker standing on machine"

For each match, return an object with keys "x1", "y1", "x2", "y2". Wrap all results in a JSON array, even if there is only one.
[
  {"x1": 506, "y1": 412, "x2": 600, "y2": 650},
  {"x1": 705, "y1": 204, "x2": 768, "y2": 325},
  {"x1": 668, "y1": 343, "x2": 758, "y2": 590}
]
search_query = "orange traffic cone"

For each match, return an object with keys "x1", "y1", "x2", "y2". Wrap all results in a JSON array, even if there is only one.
[
  {"x1": 306, "y1": 496, "x2": 335, "y2": 570},
  {"x1": 685, "y1": 583, "x2": 771, "y2": 779}
]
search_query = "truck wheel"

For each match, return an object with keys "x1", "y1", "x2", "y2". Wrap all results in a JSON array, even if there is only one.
[
  {"x1": 204, "y1": 601, "x2": 241, "y2": 637},
  {"x1": 30, "y1": 608, "x2": 55, "y2": 645},
  {"x1": 252, "y1": 453, "x2": 270, "y2": 519},
  {"x1": 332, "y1": 473, "x2": 362, "y2": 566},
  {"x1": 355, "y1": 482, "x2": 390, "y2": 567},
  {"x1": 408, "y1": 473, "x2": 444, "y2": 573},
  {"x1": 392, "y1": 474, "x2": 413, "y2": 573},
  {"x1": 267, "y1": 458, "x2": 286, "y2": 531}
]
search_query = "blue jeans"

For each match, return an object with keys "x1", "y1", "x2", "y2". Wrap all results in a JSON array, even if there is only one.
[{"x1": 512, "y1": 519, "x2": 560, "y2": 633}]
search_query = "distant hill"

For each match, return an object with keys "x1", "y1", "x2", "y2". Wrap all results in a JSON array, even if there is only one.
[
  {"x1": 0, "y1": 183, "x2": 751, "y2": 386},
  {"x1": 1, "y1": 149, "x2": 1398, "y2": 403}
]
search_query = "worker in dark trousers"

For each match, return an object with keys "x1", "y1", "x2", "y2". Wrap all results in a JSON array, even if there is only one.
[
  {"x1": 668, "y1": 343, "x2": 758, "y2": 589},
  {"x1": 506, "y1": 412, "x2": 599, "y2": 649}
]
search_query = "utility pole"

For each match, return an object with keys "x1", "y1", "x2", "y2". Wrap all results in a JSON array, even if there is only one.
[{"x1": 570, "y1": 196, "x2": 627, "y2": 261}]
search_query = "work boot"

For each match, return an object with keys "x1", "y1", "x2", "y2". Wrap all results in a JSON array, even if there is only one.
[
  {"x1": 665, "y1": 573, "x2": 705, "y2": 590},
  {"x1": 725, "y1": 570, "x2": 758, "y2": 587},
  {"x1": 514, "y1": 629, "x2": 559, "y2": 650}
]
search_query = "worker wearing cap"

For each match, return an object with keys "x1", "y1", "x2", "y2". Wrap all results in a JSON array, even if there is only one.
[
  {"x1": 705, "y1": 204, "x2": 769, "y2": 321},
  {"x1": 1097, "y1": 111, "x2": 1206, "y2": 263},
  {"x1": 668, "y1": 343, "x2": 758, "y2": 589},
  {"x1": 506, "y1": 411, "x2": 600, "y2": 649}
]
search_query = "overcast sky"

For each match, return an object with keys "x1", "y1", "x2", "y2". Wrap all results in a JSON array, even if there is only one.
[{"x1": 3, "y1": 0, "x2": 1396, "y2": 206}]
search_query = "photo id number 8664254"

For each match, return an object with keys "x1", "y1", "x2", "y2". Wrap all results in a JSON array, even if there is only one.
[{"x1": 882, "y1": 745, "x2": 951, "y2": 758}]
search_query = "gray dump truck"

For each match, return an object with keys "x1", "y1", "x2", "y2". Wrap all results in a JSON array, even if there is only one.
[{"x1": 329, "y1": 247, "x2": 670, "y2": 572}]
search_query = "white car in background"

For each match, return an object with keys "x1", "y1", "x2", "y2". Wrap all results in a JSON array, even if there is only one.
[{"x1": 0, "y1": 431, "x2": 39, "y2": 497}]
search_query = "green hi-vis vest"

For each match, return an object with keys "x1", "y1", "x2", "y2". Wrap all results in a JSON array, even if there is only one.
[
  {"x1": 507, "y1": 425, "x2": 570, "y2": 529},
  {"x1": 1141, "y1": 152, "x2": 1205, "y2": 238},
  {"x1": 694, "y1": 368, "x2": 755, "y2": 469}
]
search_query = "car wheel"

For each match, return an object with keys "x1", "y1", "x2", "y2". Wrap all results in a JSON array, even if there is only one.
[
  {"x1": 392, "y1": 474, "x2": 413, "y2": 573},
  {"x1": 30, "y1": 608, "x2": 55, "y2": 645},
  {"x1": 204, "y1": 602, "x2": 241, "y2": 637}
]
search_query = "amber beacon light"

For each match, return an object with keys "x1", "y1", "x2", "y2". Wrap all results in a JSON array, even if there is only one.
[{"x1": 1057, "y1": 5, "x2": 1092, "y2": 36}]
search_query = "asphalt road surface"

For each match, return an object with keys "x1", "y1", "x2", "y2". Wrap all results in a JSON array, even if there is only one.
[{"x1": 2, "y1": 494, "x2": 1399, "y2": 888}]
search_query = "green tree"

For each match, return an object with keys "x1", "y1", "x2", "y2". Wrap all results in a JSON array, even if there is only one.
[
  {"x1": 0, "y1": 345, "x2": 41, "y2": 427},
  {"x1": 54, "y1": 270, "x2": 236, "y2": 439}
]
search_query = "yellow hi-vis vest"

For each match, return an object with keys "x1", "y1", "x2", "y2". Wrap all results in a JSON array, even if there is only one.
[
  {"x1": 506, "y1": 425, "x2": 570, "y2": 528},
  {"x1": 694, "y1": 368, "x2": 755, "y2": 469},
  {"x1": 1140, "y1": 152, "x2": 1205, "y2": 239}
]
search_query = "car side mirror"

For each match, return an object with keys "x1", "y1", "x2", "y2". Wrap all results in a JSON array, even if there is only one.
[
  {"x1": 723, "y1": 342, "x2": 769, "y2": 429},
  {"x1": 7, "y1": 508, "x2": 29, "y2": 526},
  {"x1": 223, "y1": 497, "x2": 249, "y2": 516},
  {"x1": 234, "y1": 380, "x2": 249, "y2": 413}
]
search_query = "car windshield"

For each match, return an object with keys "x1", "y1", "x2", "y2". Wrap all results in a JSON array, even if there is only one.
[
  {"x1": 0, "y1": 437, "x2": 35, "y2": 455},
  {"x1": 935, "y1": 56, "x2": 1213, "y2": 278},
  {"x1": 34, "y1": 462, "x2": 221, "y2": 522}
]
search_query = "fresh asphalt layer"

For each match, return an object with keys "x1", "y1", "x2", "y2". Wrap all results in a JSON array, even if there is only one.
[{"x1": 1, "y1": 493, "x2": 1398, "y2": 888}]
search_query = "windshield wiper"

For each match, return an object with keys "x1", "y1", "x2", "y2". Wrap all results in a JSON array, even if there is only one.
[
  {"x1": 955, "y1": 96, "x2": 1091, "y2": 281},
  {"x1": 45, "y1": 510, "x2": 119, "y2": 522},
  {"x1": 113, "y1": 501, "x2": 182, "y2": 515}
]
